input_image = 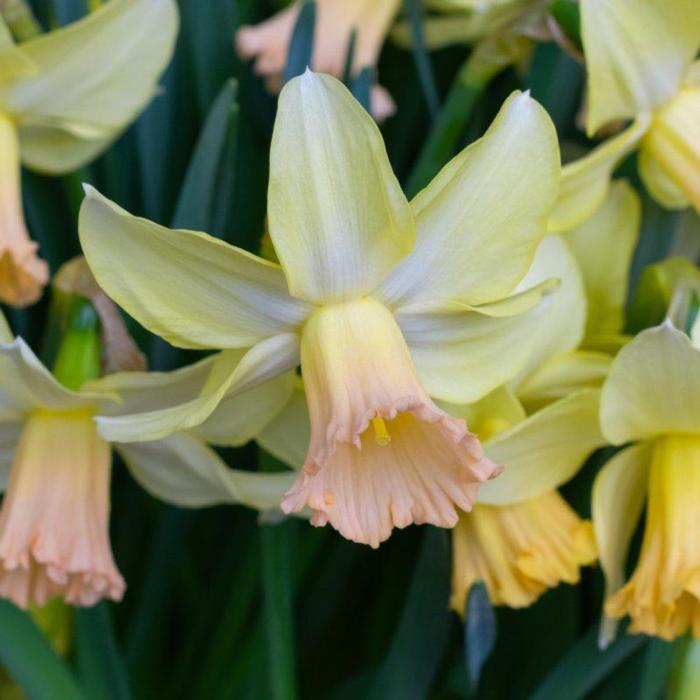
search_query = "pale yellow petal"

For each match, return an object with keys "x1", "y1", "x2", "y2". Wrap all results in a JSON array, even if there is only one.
[
  {"x1": 581, "y1": 0, "x2": 700, "y2": 134},
  {"x1": 380, "y1": 91, "x2": 559, "y2": 307},
  {"x1": 564, "y1": 180, "x2": 640, "y2": 339},
  {"x1": 550, "y1": 119, "x2": 648, "y2": 233},
  {"x1": 0, "y1": 337, "x2": 115, "y2": 414},
  {"x1": 117, "y1": 433, "x2": 294, "y2": 510},
  {"x1": 0, "y1": 16, "x2": 35, "y2": 82},
  {"x1": 0, "y1": 0, "x2": 179, "y2": 173},
  {"x1": 95, "y1": 334, "x2": 300, "y2": 443},
  {"x1": 193, "y1": 370, "x2": 295, "y2": 447},
  {"x1": 592, "y1": 442, "x2": 651, "y2": 648},
  {"x1": 79, "y1": 187, "x2": 310, "y2": 350},
  {"x1": 399, "y1": 281, "x2": 555, "y2": 404},
  {"x1": 516, "y1": 349, "x2": 612, "y2": 410},
  {"x1": 478, "y1": 389, "x2": 605, "y2": 505},
  {"x1": 509, "y1": 235, "x2": 587, "y2": 387},
  {"x1": 600, "y1": 322, "x2": 700, "y2": 444},
  {"x1": 256, "y1": 383, "x2": 310, "y2": 470},
  {"x1": 268, "y1": 71, "x2": 414, "y2": 304}
]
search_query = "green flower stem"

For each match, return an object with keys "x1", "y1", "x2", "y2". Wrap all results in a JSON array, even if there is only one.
[
  {"x1": 668, "y1": 637, "x2": 700, "y2": 700},
  {"x1": 51, "y1": 296, "x2": 101, "y2": 391},
  {"x1": 405, "y1": 37, "x2": 525, "y2": 198},
  {"x1": 0, "y1": 0, "x2": 41, "y2": 40}
]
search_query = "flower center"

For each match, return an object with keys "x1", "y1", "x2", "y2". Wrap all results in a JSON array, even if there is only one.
[{"x1": 371, "y1": 416, "x2": 391, "y2": 446}]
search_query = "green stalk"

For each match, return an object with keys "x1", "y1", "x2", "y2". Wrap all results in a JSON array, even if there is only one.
[
  {"x1": 667, "y1": 637, "x2": 700, "y2": 700},
  {"x1": 0, "y1": 0, "x2": 41, "y2": 40},
  {"x1": 51, "y1": 296, "x2": 101, "y2": 391},
  {"x1": 406, "y1": 35, "x2": 529, "y2": 198}
]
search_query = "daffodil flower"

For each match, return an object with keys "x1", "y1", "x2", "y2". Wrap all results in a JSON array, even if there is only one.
[
  {"x1": 235, "y1": 0, "x2": 399, "y2": 120},
  {"x1": 79, "y1": 71, "x2": 561, "y2": 548},
  {"x1": 448, "y1": 181, "x2": 640, "y2": 612},
  {"x1": 0, "y1": 0, "x2": 178, "y2": 306},
  {"x1": 0, "y1": 313, "x2": 294, "y2": 608},
  {"x1": 554, "y1": 0, "x2": 700, "y2": 229},
  {"x1": 257, "y1": 235, "x2": 603, "y2": 605},
  {"x1": 594, "y1": 318, "x2": 700, "y2": 644}
]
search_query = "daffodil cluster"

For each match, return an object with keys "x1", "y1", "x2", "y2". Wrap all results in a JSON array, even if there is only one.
[{"x1": 1, "y1": 0, "x2": 700, "y2": 688}]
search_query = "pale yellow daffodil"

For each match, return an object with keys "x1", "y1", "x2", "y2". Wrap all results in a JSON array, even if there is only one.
[
  {"x1": 235, "y1": 0, "x2": 400, "y2": 121},
  {"x1": 559, "y1": 0, "x2": 700, "y2": 226},
  {"x1": 0, "y1": 314, "x2": 294, "y2": 608},
  {"x1": 0, "y1": 0, "x2": 178, "y2": 307},
  {"x1": 594, "y1": 319, "x2": 700, "y2": 644},
  {"x1": 79, "y1": 71, "x2": 562, "y2": 548},
  {"x1": 257, "y1": 235, "x2": 609, "y2": 607}
]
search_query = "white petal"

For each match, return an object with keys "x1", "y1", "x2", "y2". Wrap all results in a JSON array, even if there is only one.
[{"x1": 117, "y1": 433, "x2": 294, "y2": 510}]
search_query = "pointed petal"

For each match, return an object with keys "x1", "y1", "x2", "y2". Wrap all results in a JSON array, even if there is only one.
[
  {"x1": 1, "y1": 0, "x2": 178, "y2": 173},
  {"x1": 509, "y1": 235, "x2": 587, "y2": 387},
  {"x1": 117, "y1": 433, "x2": 294, "y2": 510},
  {"x1": 550, "y1": 119, "x2": 648, "y2": 233},
  {"x1": 478, "y1": 389, "x2": 606, "y2": 505},
  {"x1": 517, "y1": 349, "x2": 612, "y2": 410},
  {"x1": 379, "y1": 91, "x2": 559, "y2": 307},
  {"x1": 95, "y1": 334, "x2": 300, "y2": 443},
  {"x1": 399, "y1": 280, "x2": 555, "y2": 404},
  {"x1": 79, "y1": 187, "x2": 310, "y2": 350},
  {"x1": 268, "y1": 71, "x2": 414, "y2": 304},
  {"x1": 193, "y1": 370, "x2": 295, "y2": 447},
  {"x1": 581, "y1": 0, "x2": 700, "y2": 134},
  {"x1": 564, "y1": 180, "x2": 640, "y2": 339},
  {"x1": 256, "y1": 383, "x2": 310, "y2": 470},
  {"x1": 600, "y1": 322, "x2": 700, "y2": 444},
  {"x1": 592, "y1": 443, "x2": 651, "y2": 648},
  {"x1": 0, "y1": 337, "x2": 112, "y2": 414}
]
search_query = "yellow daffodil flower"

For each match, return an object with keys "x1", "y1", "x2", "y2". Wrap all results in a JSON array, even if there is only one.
[
  {"x1": 79, "y1": 71, "x2": 562, "y2": 548},
  {"x1": 257, "y1": 235, "x2": 603, "y2": 606},
  {"x1": 558, "y1": 0, "x2": 700, "y2": 228},
  {"x1": 594, "y1": 319, "x2": 700, "y2": 644},
  {"x1": 0, "y1": 312, "x2": 294, "y2": 608},
  {"x1": 236, "y1": 0, "x2": 400, "y2": 120},
  {"x1": 449, "y1": 181, "x2": 640, "y2": 612},
  {"x1": 0, "y1": 0, "x2": 178, "y2": 307}
]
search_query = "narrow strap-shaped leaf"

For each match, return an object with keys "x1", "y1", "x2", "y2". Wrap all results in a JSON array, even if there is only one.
[
  {"x1": 171, "y1": 79, "x2": 239, "y2": 232},
  {"x1": 402, "y1": 0, "x2": 439, "y2": 120},
  {"x1": 351, "y1": 67, "x2": 372, "y2": 114},
  {"x1": 464, "y1": 582, "x2": 497, "y2": 693},
  {"x1": 74, "y1": 603, "x2": 133, "y2": 700},
  {"x1": 0, "y1": 600, "x2": 87, "y2": 700},
  {"x1": 529, "y1": 627, "x2": 646, "y2": 700},
  {"x1": 368, "y1": 528, "x2": 452, "y2": 700},
  {"x1": 637, "y1": 638, "x2": 674, "y2": 700},
  {"x1": 283, "y1": 0, "x2": 315, "y2": 85}
]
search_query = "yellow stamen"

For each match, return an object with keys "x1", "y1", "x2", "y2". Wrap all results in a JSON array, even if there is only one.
[{"x1": 371, "y1": 416, "x2": 391, "y2": 446}]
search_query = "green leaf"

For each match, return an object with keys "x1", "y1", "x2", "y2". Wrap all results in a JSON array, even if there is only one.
[
  {"x1": 529, "y1": 627, "x2": 646, "y2": 700},
  {"x1": 464, "y1": 583, "x2": 496, "y2": 693},
  {"x1": 171, "y1": 79, "x2": 239, "y2": 232},
  {"x1": 351, "y1": 67, "x2": 372, "y2": 114},
  {"x1": 74, "y1": 603, "x2": 133, "y2": 700},
  {"x1": 402, "y1": 0, "x2": 439, "y2": 120},
  {"x1": 261, "y1": 521, "x2": 299, "y2": 700},
  {"x1": 0, "y1": 600, "x2": 87, "y2": 700},
  {"x1": 283, "y1": 0, "x2": 316, "y2": 84},
  {"x1": 637, "y1": 638, "x2": 674, "y2": 700},
  {"x1": 368, "y1": 528, "x2": 452, "y2": 700}
]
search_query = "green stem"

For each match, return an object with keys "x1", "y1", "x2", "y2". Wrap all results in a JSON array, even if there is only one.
[
  {"x1": 51, "y1": 296, "x2": 101, "y2": 391},
  {"x1": 668, "y1": 637, "x2": 700, "y2": 700},
  {"x1": 0, "y1": 0, "x2": 42, "y2": 40}
]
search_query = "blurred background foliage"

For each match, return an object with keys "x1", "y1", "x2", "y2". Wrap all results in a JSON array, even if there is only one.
[{"x1": 0, "y1": 0, "x2": 691, "y2": 698}]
